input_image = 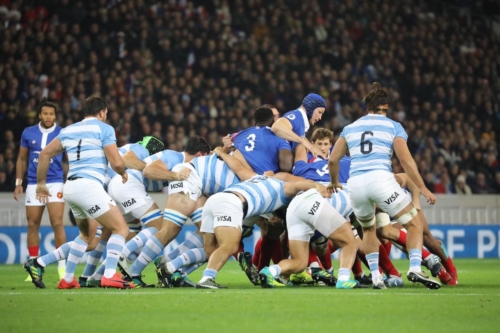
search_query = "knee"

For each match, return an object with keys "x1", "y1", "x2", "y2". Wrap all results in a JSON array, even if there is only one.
[
  {"x1": 50, "y1": 218, "x2": 64, "y2": 229},
  {"x1": 27, "y1": 217, "x2": 41, "y2": 229}
]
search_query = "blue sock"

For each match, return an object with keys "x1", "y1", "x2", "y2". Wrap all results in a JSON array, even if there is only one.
[
  {"x1": 366, "y1": 252, "x2": 380, "y2": 280},
  {"x1": 64, "y1": 236, "x2": 88, "y2": 282},
  {"x1": 104, "y1": 234, "x2": 125, "y2": 279},
  {"x1": 122, "y1": 227, "x2": 157, "y2": 259},
  {"x1": 409, "y1": 248, "x2": 422, "y2": 273},
  {"x1": 92, "y1": 260, "x2": 106, "y2": 280},
  {"x1": 130, "y1": 235, "x2": 164, "y2": 276},
  {"x1": 166, "y1": 248, "x2": 180, "y2": 262},
  {"x1": 82, "y1": 239, "x2": 106, "y2": 278},
  {"x1": 201, "y1": 268, "x2": 217, "y2": 281},
  {"x1": 170, "y1": 248, "x2": 206, "y2": 272},
  {"x1": 37, "y1": 241, "x2": 71, "y2": 267},
  {"x1": 180, "y1": 263, "x2": 204, "y2": 276},
  {"x1": 338, "y1": 268, "x2": 350, "y2": 282}
]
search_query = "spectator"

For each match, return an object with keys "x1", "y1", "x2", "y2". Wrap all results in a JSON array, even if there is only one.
[
  {"x1": 472, "y1": 172, "x2": 494, "y2": 194},
  {"x1": 455, "y1": 175, "x2": 472, "y2": 195}
]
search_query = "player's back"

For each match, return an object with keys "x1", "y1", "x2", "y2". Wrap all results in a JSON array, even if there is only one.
[
  {"x1": 293, "y1": 156, "x2": 351, "y2": 183},
  {"x1": 232, "y1": 126, "x2": 291, "y2": 174},
  {"x1": 226, "y1": 176, "x2": 292, "y2": 217},
  {"x1": 21, "y1": 124, "x2": 64, "y2": 184},
  {"x1": 58, "y1": 118, "x2": 115, "y2": 184},
  {"x1": 106, "y1": 143, "x2": 149, "y2": 181},
  {"x1": 320, "y1": 182, "x2": 352, "y2": 219},
  {"x1": 341, "y1": 114, "x2": 407, "y2": 177},
  {"x1": 191, "y1": 154, "x2": 240, "y2": 195}
]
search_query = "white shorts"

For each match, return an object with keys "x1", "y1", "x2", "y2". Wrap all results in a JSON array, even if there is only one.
[
  {"x1": 168, "y1": 163, "x2": 202, "y2": 201},
  {"x1": 107, "y1": 175, "x2": 155, "y2": 219},
  {"x1": 63, "y1": 178, "x2": 116, "y2": 219},
  {"x1": 25, "y1": 183, "x2": 65, "y2": 206},
  {"x1": 200, "y1": 193, "x2": 244, "y2": 233},
  {"x1": 286, "y1": 189, "x2": 347, "y2": 242},
  {"x1": 347, "y1": 170, "x2": 411, "y2": 220}
]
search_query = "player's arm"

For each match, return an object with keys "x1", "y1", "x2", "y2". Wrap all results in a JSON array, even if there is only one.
[
  {"x1": 122, "y1": 150, "x2": 146, "y2": 171},
  {"x1": 232, "y1": 149, "x2": 253, "y2": 171},
  {"x1": 14, "y1": 146, "x2": 29, "y2": 201},
  {"x1": 294, "y1": 144, "x2": 308, "y2": 163},
  {"x1": 271, "y1": 172, "x2": 306, "y2": 182},
  {"x1": 283, "y1": 180, "x2": 331, "y2": 198},
  {"x1": 214, "y1": 147, "x2": 256, "y2": 181},
  {"x1": 37, "y1": 138, "x2": 64, "y2": 184},
  {"x1": 278, "y1": 149, "x2": 293, "y2": 173},
  {"x1": 393, "y1": 137, "x2": 435, "y2": 205},
  {"x1": 62, "y1": 153, "x2": 69, "y2": 181},
  {"x1": 143, "y1": 159, "x2": 188, "y2": 181},
  {"x1": 327, "y1": 137, "x2": 348, "y2": 190},
  {"x1": 395, "y1": 173, "x2": 421, "y2": 210},
  {"x1": 104, "y1": 143, "x2": 127, "y2": 178},
  {"x1": 271, "y1": 118, "x2": 305, "y2": 144}
]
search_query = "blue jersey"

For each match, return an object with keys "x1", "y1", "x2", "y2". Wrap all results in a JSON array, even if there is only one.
[
  {"x1": 293, "y1": 156, "x2": 351, "y2": 183},
  {"x1": 106, "y1": 143, "x2": 149, "y2": 180},
  {"x1": 225, "y1": 176, "x2": 292, "y2": 217},
  {"x1": 283, "y1": 109, "x2": 309, "y2": 150},
  {"x1": 192, "y1": 154, "x2": 241, "y2": 196},
  {"x1": 58, "y1": 117, "x2": 116, "y2": 185},
  {"x1": 129, "y1": 150, "x2": 185, "y2": 192},
  {"x1": 232, "y1": 126, "x2": 291, "y2": 174},
  {"x1": 20, "y1": 123, "x2": 64, "y2": 185},
  {"x1": 340, "y1": 114, "x2": 408, "y2": 177}
]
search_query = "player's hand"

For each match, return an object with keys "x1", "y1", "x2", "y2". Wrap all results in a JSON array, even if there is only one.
[
  {"x1": 35, "y1": 184, "x2": 51, "y2": 204},
  {"x1": 302, "y1": 139, "x2": 327, "y2": 159},
  {"x1": 316, "y1": 183, "x2": 332, "y2": 198},
  {"x1": 176, "y1": 168, "x2": 191, "y2": 181},
  {"x1": 213, "y1": 147, "x2": 224, "y2": 157},
  {"x1": 121, "y1": 172, "x2": 128, "y2": 184},
  {"x1": 420, "y1": 188, "x2": 436, "y2": 205},
  {"x1": 327, "y1": 182, "x2": 343, "y2": 193},
  {"x1": 263, "y1": 170, "x2": 275, "y2": 177},
  {"x1": 222, "y1": 135, "x2": 233, "y2": 150},
  {"x1": 14, "y1": 185, "x2": 24, "y2": 201}
]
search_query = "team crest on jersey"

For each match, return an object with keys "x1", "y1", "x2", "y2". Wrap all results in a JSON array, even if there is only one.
[
  {"x1": 32, "y1": 140, "x2": 36, "y2": 145},
  {"x1": 286, "y1": 114, "x2": 296, "y2": 120},
  {"x1": 57, "y1": 192, "x2": 63, "y2": 199}
]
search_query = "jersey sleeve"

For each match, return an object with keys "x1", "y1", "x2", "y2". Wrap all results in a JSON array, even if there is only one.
[
  {"x1": 276, "y1": 137, "x2": 291, "y2": 152},
  {"x1": 394, "y1": 122, "x2": 408, "y2": 141},
  {"x1": 284, "y1": 111, "x2": 305, "y2": 137},
  {"x1": 292, "y1": 161, "x2": 307, "y2": 176},
  {"x1": 339, "y1": 127, "x2": 347, "y2": 139},
  {"x1": 20, "y1": 128, "x2": 29, "y2": 148},
  {"x1": 130, "y1": 144, "x2": 149, "y2": 160},
  {"x1": 101, "y1": 124, "x2": 117, "y2": 147}
]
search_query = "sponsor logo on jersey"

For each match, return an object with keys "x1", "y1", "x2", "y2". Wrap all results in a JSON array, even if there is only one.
[
  {"x1": 286, "y1": 114, "x2": 296, "y2": 120},
  {"x1": 171, "y1": 183, "x2": 183, "y2": 189},
  {"x1": 308, "y1": 201, "x2": 321, "y2": 215},
  {"x1": 217, "y1": 216, "x2": 232, "y2": 222},
  {"x1": 121, "y1": 198, "x2": 137, "y2": 208},
  {"x1": 87, "y1": 205, "x2": 101, "y2": 215},
  {"x1": 57, "y1": 192, "x2": 63, "y2": 199},
  {"x1": 384, "y1": 192, "x2": 400, "y2": 205}
]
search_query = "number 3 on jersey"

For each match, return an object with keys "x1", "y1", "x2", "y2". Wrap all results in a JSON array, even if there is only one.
[
  {"x1": 360, "y1": 131, "x2": 373, "y2": 154},
  {"x1": 245, "y1": 134, "x2": 256, "y2": 152}
]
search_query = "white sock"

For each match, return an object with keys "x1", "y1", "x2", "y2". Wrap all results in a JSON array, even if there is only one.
[
  {"x1": 268, "y1": 265, "x2": 281, "y2": 278},
  {"x1": 58, "y1": 260, "x2": 66, "y2": 269}
]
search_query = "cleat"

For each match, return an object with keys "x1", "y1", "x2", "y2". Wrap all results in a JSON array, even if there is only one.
[
  {"x1": 170, "y1": 271, "x2": 195, "y2": 288},
  {"x1": 117, "y1": 254, "x2": 133, "y2": 279},
  {"x1": 86, "y1": 277, "x2": 101, "y2": 288},
  {"x1": 128, "y1": 275, "x2": 155, "y2": 288},
  {"x1": 101, "y1": 273, "x2": 135, "y2": 289},
  {"x1": 153, "y1": 255, "x2": 164, "y2": 268},
  {"x1": 195, "y1": 278, "x2": 227, "y2": 289},
  {"x1": 385, "y1": 275, "x2": 404, "y2": 287},
  {"x1": 156, "y1": 263, "x2": 174, "y2": 288},
  {"x1": 423, "y1": 254, "x2": 443, "y2": 277},
  {"x1": 24, "y1": 275, "x2": 31, "y2": 282},
  {"x1": 446, "y1": 276, "x2": 458, "y2": 286},
  {"x1": 407, "y1": 271, "x2": 441, "y2": 289},
  {"x1": 23, "y1": 258, "x2": 45, "y2": 289},
  {"x1": 336, "y1": 279, "x2": 359, "y2": 289},
  {"x1": 259, "y1": 267, "x2": 285, "y2": 288},
  {"x1": 58, "y1": 278, "x2": 80, "y2": 289},
  {"x1": 58, "y1": 267, "x2": 65, "y2": 280},
  {"x1": 311, "y1": 268, "x2": 337, "y2": 286},
  {"x1": 355, "y1": 274, "x2": 372, "y2": 287},
  {"x1": 238, "y1": 252, "x2": 259, "y2": 286},
  {"x1": 289, "y1": 270, "x2": 314, "y2": 285},
  {"x1": 372, "y1": 276, "x2": 387, "y2": 289},
  {"x1": 437, "y1": 267, "x2": 452, "y2": 284},
  {"x1": 78, "y1": 276, "x2": 88, "y2": 287}
]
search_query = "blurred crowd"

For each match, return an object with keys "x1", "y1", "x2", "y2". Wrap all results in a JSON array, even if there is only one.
[{"x1": 0, "y1": 0, "x2": 499, "y2": 194}]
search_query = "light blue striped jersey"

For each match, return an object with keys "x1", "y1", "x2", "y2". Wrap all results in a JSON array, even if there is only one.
[
  {"x1": 340, "y1": 114, "x2": 407, "y2": 177},
  {"x1": 58, "y1": 117, "x2": 116, "y2": 185},
  {"x1": 128, "y1": 149, "x2": 185, "y2": 192},
  {"x1": 319, "y1": 182, "x2": 352, "y2": 220},
  {"x1": 191, "y1": 154, "x2": 241, "y2": 195},
  {"x1": 106, "y1": 143, "x2": 149, "y2": 180},
  {"x1": 225, "y1": 176, "x2": 292, "y2": 217}
]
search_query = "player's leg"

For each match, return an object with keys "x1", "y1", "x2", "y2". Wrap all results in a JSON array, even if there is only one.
[
  {"x1": 46, "y1": 182, "x2": 67, "y2": 278},
  {"x1": 79, "y1": 226, "x2": 107, "y2": 286}
]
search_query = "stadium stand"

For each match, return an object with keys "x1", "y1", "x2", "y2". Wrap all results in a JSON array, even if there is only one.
[{"x1": 0, "y1": 0, "x2": 499, "y2": 193}]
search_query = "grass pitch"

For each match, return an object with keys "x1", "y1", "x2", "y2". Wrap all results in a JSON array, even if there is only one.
[{"x1": 1, "y1": 259, "x2": 499, "y2": 333}]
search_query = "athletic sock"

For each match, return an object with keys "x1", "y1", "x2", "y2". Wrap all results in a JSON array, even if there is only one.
[
  {"x1": 366, "y1": 252, "x2": 380, "y2": 280},
  {"x1": 64, "y1": 237, "x2": 88, "y2": 283},
  {"x1": 271, "y1": 240, "x2": 283, "y2": 264},
  {"x1": 352, "y1": 257, "x2": 363, "y2": 276},
  {"x1": 91, "y1": 259, "x2": 105, "y2": 280},
  {"x1": 396, "y1": 229, "x2": 407, "y2": 246},
  {"x1": 444, "y1": 257, "x2": 457, "y2": 276},
  {"x1": 379, "y1": 244, "x2": 400, "y2": 277},
  {"x1": 357, "y1": 251, "x2": 369, "y2": 269},
  {"x1": 37, "y1": 241, "x2": 72, "y2": 267},
  {"x1": 180, "y1": 262, "x2": 204, "y2": 276},
  {"x1": 268, "y1": 264, "x2": 281, "y2": 278},
  {"x1": 318, "y1": 247, "x2": 333, "y2": 271},
  {"x1": 252, "y1": 238, "x2": 262, "y2": 266},
  {"x1": 338, "y1": 268, "x2": 350, "y2": 282},
  {"x1": 130, "y1": 235, "x2": 164, "y2": 276},
  {"x1": 122, "y1": 227, "x2": 157, "y2": 259},
  {"x1": 200, "y1": 268, "x2": 217, "y2": 282},
  {"x1": 307, "y1": 247, "x2": 321, "y2": 267},
  {"x1": 383, "y1": 241, "x2": 392, "y2": 254},
  {"x1": 28, "y1": 245, "x2": 39, "y2": 258},
  {"x1": 408, "y1": 248, "x2": 422, "y2": 273},
  {"x1": 168, "y1": 248, "x2": 206, "y2": 272},
  {"x1": 82, "y1": 239, "x2": 106, "y2": 278},
  {"x1": 104, "y1": 235, "x2": 125, "y2": 279},
  {"x1": 258, "y1": 236, "x2": 278, "y2": 270},
  {"x1": 57, "y1": 258, "x2": 66, "y2": 270}
]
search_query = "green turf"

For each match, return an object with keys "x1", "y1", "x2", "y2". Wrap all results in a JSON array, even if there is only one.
[{"x1": 1, "y1": 260, "x2": 499, "y2": 333}]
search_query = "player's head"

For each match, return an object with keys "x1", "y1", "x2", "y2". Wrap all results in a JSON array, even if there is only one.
[
  {"x1": 138, "y1": 136, "x2": 165, "y2": 156},
  {"x1": 184, "y1": 136, "x2": 211, "y2": 157},
  {"x1": 37, "y1": 99, "x2": 58, "y2": 129},
  {"x1": 254, "y1": 106, "x2": 275, "y2": 126},
  {"x1": 83, "y1": 96, "x2": 108, "y2": 120},
  {"x1": 363, "y1": 82, "x2": 390, "y2": 115},
  {"x1": 302, "y1": 93, "x2": 326, "y2": 125},
  {"x1": 260, "y1": 104, "x2": 280, "y2": 122},
  {"x1": 311, "y1": 128, "x2": 333, "y2": 157}
]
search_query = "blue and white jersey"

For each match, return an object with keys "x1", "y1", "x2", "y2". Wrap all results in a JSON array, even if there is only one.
[
  {"x1": 232, "y1": 126, "x2": 291, "y2": 174},
  {"x1": 340, "y1": 114, "x2": 408, "y2": 177},
  {"x1": 225, "y1": 176, "x2": 292, "y2": 217},
  {"x1": 321, "y1": 182, "x2": 352, "y2": 220},
  {"x1": 129, "y1": 149, "x2": 185, "y2": 192},
  {"x1": 293, "y1": 156, "x2": 351, "y2": 183},
  {"x1": 58, "y1": 117, "x2": 116, "y2": 185},
  {"x1": 106, "y1": 143, "x2": 149, "y2": 180},
  {"x1": 21, "y1": 123, "x2": 64, "y2": 185},
  {"x1": 192, "y1": 154, "x2": 241, "y2": 196},
  {"x1": 282, "y1": 108, "x2": 309, "y2": 150}
]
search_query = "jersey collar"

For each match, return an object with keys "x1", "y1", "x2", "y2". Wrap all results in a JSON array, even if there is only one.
[
  {"x1": 38, "y1": 122, "x2": 56, "y2": 134},
  {"x1": 298, "y1": 107, "x2": 310, "y2": 132}
]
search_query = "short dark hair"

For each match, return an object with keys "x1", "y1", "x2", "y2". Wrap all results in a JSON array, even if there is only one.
[
  {"x1": 37, "y1": 99, "x2": 58, "y2": 115},
  {"x1": 184, "y1": 136, "x2": 211, "y2": 155},
  {"x1": 311, "y1": 128, "x2": 334, "y2": 144},
  {"x1": 254, "y1": 107, "x2": 274, "y2": 126},
  {"x1": 82, "y1": 96, "x2": 108, "y2": 117},
  {"x1": 363, "y1": 82, "x2": 390, "y2": 111},
  {"x1": 260, "y1": 104, "x2": 277, "y2": 110}
]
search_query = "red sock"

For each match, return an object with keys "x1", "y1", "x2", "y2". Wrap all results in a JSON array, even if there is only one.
[
  {"x1": 396, "y1": 230, "x2": 407, "y2": 246},
  {"x1": 232, "y1": 242, "x2": 244, "y2": 260},
  {"x1": 271, "y1": 240, "x2": 283, "y2": 264},
  {"x1": 252, "y1": 238, "x2": 262, "y2": 266},
  {"x1": 444, "y1": 257, "x2": 457, "y2": 276},
  {"x1": 357, "y1": 251, "x2": 370, "y2": 269},
  {"x1": 352, "y1": 257, "x2": 363, "y2": 276},
  {"x1": 379, "y1": 244, "x2": 400, "y2": 277},
  {"x1": 384, "y1": 241, "x2": 392, "y2": 254},
  {"x1": 258, "y1": 236, "x2": 278, "y2": 270},
  {"x1": 422, "y1": 248, "x2": 432, "y2": 259},
  {"x1": 328, "y1": 241, "x2": 339, "y2": 253},
  {"x1": 308, "y1": 247, "x2": 321, "y2": 267},
  {"x1": 318, "y1": 247, "x2": 332, "y2": 270},
  {"x1": 28, "y1": 245, "x2": 39, "y2": 258}
]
